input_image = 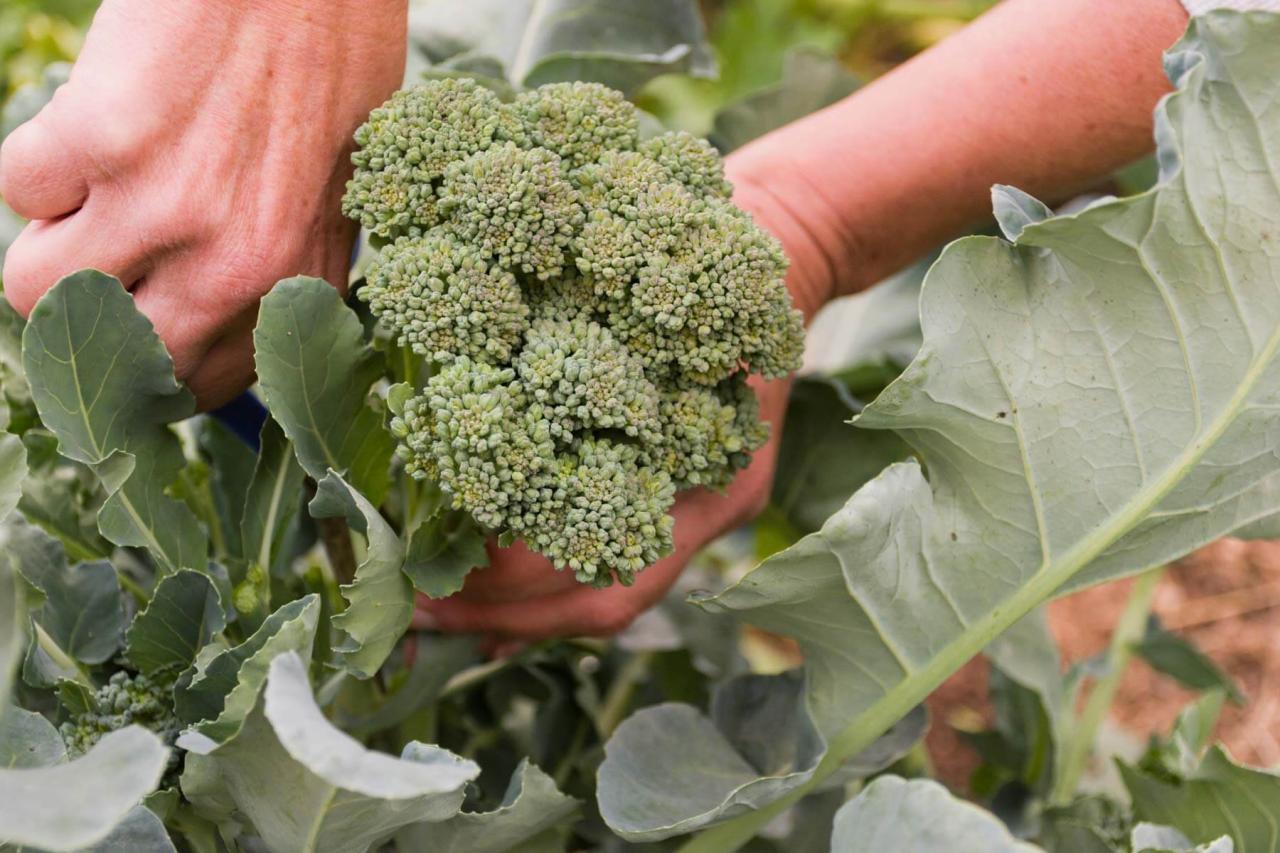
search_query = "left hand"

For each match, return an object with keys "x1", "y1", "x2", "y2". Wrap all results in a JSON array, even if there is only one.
[{"x1": 412, "y1": 153, "x2": 834, "y2": 643}]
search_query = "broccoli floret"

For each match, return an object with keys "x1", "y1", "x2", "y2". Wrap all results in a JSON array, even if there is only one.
[
  {"x1": 346, "y1": 79, "x2": 806, "y2": 586},
  {"x1": 649, "y1": 376, "x2": 769, "y2": 491},
  {"x1": 363, "y1": 232, "x2": 529, "y2": 364},
  {"x1": 640, "y1": 131, "x2": 734, "y2": 199},
  {"x1": 515, "y1": 315, "x2": 662, "y2": 443},
  {"x1": 59, "y1": 670, "x2": 181, "y2": 771},
  {"x1": 343, "y1": 79, "x2": 507, "y2": 240},
  {"x1": 508, "y1": 82, "x2": 639, "y2": 167},
  {"x1": 438, "y1": 143, "x2": 584, "y2": 280},
  {"x1": 526, "y1": 438, "x2": 675, "y2": 587}
]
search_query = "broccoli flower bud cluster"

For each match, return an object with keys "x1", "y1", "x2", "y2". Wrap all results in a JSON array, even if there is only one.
[
  {"x1": 59, "y1": 670, "x2": 181, "y2": 768},
  {"x1": 348, "y1": 78, "x2": 805, "y2": 586}
]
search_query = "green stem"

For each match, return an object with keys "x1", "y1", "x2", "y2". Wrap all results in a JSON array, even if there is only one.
[
  {"x1": 116, "y1": 572, "x2": 150, "y2": 605},
  {"x1": 1052, "y1": 567, "x2": 1163, "y2": 804},
  {"x1": 596, "y1": 652, "x2": 654, "y2": 739},
  {"x1": 553, "y1": 717, "x2": 590, "y2": 789},
  {"x1": 33, "y1": 622, "x2": 92, "y2": 687}
]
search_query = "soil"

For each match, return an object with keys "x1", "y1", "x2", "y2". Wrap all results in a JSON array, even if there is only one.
[{"x1": 926, "y1": 538, "x2": 1280, "y2": 791}]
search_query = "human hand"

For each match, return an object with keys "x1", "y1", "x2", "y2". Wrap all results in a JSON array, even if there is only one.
[
  {"x1": 412, "y1": 153, "x2": 836, "y2": 643},
  {"x1": 0, "y1": 0, "x2": 406, "y2": 409}
]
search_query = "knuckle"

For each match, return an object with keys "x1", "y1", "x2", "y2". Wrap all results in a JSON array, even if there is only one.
[
  {"x1": 1, "y1": 235, "x2": 48, "y2": 316},
  {"x1": 0, "y1": 120, "x2": 43, "y2": 197}
]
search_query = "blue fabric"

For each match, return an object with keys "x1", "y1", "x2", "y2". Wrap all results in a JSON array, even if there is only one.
[{"x1": 210, "y1": 392, "x2": 268, "y2": 451}]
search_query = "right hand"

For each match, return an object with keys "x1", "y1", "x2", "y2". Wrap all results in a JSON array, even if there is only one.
[{"x1": 0, "y1": 0, "x2": 406, "y2": 409}]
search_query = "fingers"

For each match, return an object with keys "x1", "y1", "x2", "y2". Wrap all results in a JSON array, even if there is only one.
[
  {"x1": 1, "y1": 202, "x2": 150, "y2": 315},
  {"x1": 451, "y1": 540, "x2": 583, "y2": 604},
  {"x1": 0, "y1": 114, "x2": 90, "y2": 221},
  {"x1": 418, "y1": 549, "x2": 686, "y2": 639}
]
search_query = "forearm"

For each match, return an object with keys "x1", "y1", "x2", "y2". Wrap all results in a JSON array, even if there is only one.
[{"x1": 729, "y1": 0, "x2": 1188, "y2": 308}]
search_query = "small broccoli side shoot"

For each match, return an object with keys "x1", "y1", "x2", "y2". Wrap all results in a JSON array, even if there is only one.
[{"x1": 346, "y1": 78, "x2": 806, "y2": 587}]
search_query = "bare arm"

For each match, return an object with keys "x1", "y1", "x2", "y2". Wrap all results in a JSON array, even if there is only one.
[{"x1": 728, "y1": 0, "x2": 1190, "y2": 315}]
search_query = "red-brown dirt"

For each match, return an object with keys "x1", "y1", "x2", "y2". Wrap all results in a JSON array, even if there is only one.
[{"x1": 926, "y1": 538, "x2": 1280, "y2": 791}]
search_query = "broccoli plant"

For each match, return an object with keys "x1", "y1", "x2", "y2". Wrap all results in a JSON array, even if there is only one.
[
  {"x1": 0, "y1": 5, "x2": 1278, "y2": 853},
  {"x1": 345, "y1": 78, "x2": 805, "y2": 586}
]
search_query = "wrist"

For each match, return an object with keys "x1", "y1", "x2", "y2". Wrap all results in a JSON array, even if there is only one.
[{"x1": 728, "y1": 159, "x2": 842, "y2": 323}]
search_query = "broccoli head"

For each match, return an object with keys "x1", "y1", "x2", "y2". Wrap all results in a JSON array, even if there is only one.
[
  {"x1": 347, "y1": 78, "x2": 806, "y2": 586},
  {"x1": 59, "y1": 669, "x2": 181, "y2": 775}
]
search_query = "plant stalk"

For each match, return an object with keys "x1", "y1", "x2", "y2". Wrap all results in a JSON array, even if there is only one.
[
  {"x1": 1051, "y1": 566, "x2": 1163, "y2": 803},
  {"x1": 596, "y1": 651, "x2": 654, "y2": 739}
]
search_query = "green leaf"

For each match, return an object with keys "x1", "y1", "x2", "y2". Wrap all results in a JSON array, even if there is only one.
[
  {"x1": 310, "y1": 472, "x2": 413, "y2": 679},
  {"x1": 1122, "y1": 747, "x2": 1279, "y2": 852},
  {"x1": 125, "y1": 570, "x2": 226, "y2": 676},
  {"x1": 1132, "y1": 823, "x2": 1233, "y2": 853},
  {"x1": 0, "y1": 554, "x2": 24, "y2": 712},
  {"x1": 0, "y1": 706, "x2": 65, "y2": 768},
  {"x1": 173, "y1": 595, "x2": 319, "y2": 746},
  {"x1": 992, "y1": 184, "x2": 1054, "y2": 242},
  {"x1": 597, "y1": 671, "x2": 925, "y2": 840},
  {"x1": 397, "y1": 759, "x2": 579, "y2": 853},
  {"x1": 711, "y1": 48, "x2": 858, "y2": 153},
  {"x1": 0, "y1": 431, "x2": 25, "y2": 522},
  {"x1": 339, "y1": 634, "x2": 480, "y2": 737},
  {"x1": 238, "y1": 418, "x2": 305, "y2": 574},
  {"x1": 197, "y1": 418, "x2": 258, "y2": 560},
  {"x1": 71, "y1": 805, "x2": 178, "y2": 853},
  {"x1": 0, "y1": 727, "x2": 168, "y2": 852},
  {"x1": 1168, "y1": 691, "x2": 1228, "y2": 773},
  {"x1": 404, "y1": 510, "x2": 488, "y2": 599},
  {"x1": 409, "y1": 0, "x2": 715, "y2": 95},
  {"x1": 16, "y1": 433, "x2": 111, "y2": 564},
  {"x1": 253, "y1": 276, "x2": 392, "y2": 506},
  {"x1": 4, "y1": 521, "x2": 124, "y2": 670},
  {"x1": 633, "y1": 17, "x2": 1280, "y2": 846},
  {"x1": 1134, "y1": 619, "x2": 1242, "y2": 703},
  {"x1": 769, "y1": 376, "x2": 909, "y2": 535},
  {"x1": 182, "y1": 653, "x2": 478, "y2": 853},
  {"x1": 829, "y1": 777, "x2": 1042, "y2": 852},
  {"x1": 982, "y1": 609, "x2": 1070, "y2": 793},
  {"x1": 20, "y1": 271, "x2": 206, "y2": 572}
]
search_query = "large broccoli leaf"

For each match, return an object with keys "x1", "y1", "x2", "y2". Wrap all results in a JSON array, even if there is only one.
[
  {"x1": 396, "y1": 759, "x2": 579, "y2": 853},
  {"x1": 254, "y1": 276, "x2": 393, "y2": 507},
  {"x1": 125, "y1": 569, "x2": 227, "y2": 677},
  {"x1": 600, "y1": 12, "x2": 1280, "y2": 847},
  {"x1": 182, "y1": 653, "x2": 478, "y2": 853},
  {"x1": 174, "y1": 595, "x2": 319, "y2": 746},
  {"x1": 20, "y1": 272, "x2": 206, "y2": 573},
  {"x1": 3, "y1": 520, "x2": 125, "y2": 684},
  {"x1": 830, "y1": 777, "x2": 1041, "y2": 852},
  {"x1": 0, "y1": 726, "x2": 168, "y2": 852},
  {"x1": 409, "y1": 0, "x2": 715, "y2": 96},
  {"x1": 1122, "y1": 747, "x2": 1280, "y2": 851},
  {"x1": 310, "y1": 471, "x2": 413, "y2": 680}
]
